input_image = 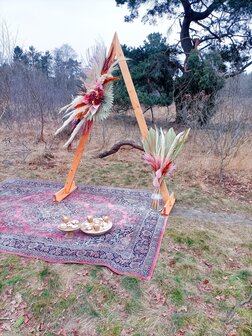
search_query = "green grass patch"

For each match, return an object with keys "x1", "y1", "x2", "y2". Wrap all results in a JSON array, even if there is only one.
[
  {"x1": 15, "y1": 316, "x2": 25, "y2": 328},
  {"x1": 39, "y1": 265, "x2": 50, "y2": 279},
  {"x1": 238, "y1": 327, "x2": 252, "y2": 336},
  {"x1": 121, "y1": 276, "x2": 143, "y2": 314},
  {"x1": 235, "y1": 270, "x2": 252, "y2": 281},
  {"x1": 173, "y1": 251, "x2": 186, "y2": 262},
  {"x1": 176, "y1": 262, "x2": 201, "y2": 280},
  {"x1": 172, "y1": 313, "x2": 186, "y2": 329},
  {"x1": 169, "y1": 288, "x2": 185, "y2": 306},
  {"x1": 38, "y1": 266, "x2": 60, "y2": 291},
  {"x1": 6, "y1": 274, "x2": 25, "y2": 286},
  {"x1": 96, "y1": 321, "x2": 122, "y2": 336},
  {"x1": 221, "y1": 272, "x2": 252, "y2": 300},
  {"x1": 245, "y1": 242, "x2": 252, "y2": 250},
  {"x1": 237, "y1": 307, "x2": 252, "y2": 320},
  {"x1": 31, "y1": 297, "x2": 50, "y2": 316},
  {"x1": 53, "y1": 295, "x2": 76, "y2": 316},
  {"x1": 41, "y1": 288, "x2": 50, "y2": 298},
  {"x1": 168, "y1": 228, "x2": 211, "y2": 251},
  {"x1": 121, "y1": 276, "x2": 142, "y2": 298},
  {"x1": 211, "y1": 269, "x2": 230, "y2": 282},
  {"x1": 124, "y1": 295, "x2": 142, "y2": 314},
  {"x1": 87, "y1": 282, "x2": 116, "y2": 304},
  {"x1": 78, "y1": 296, "x2": 100, "y2": 318},
  {"x1": 28, "y1": 266, "x2": 61, "y2": 317},
  {"x1": 78, "y1": 281, "x2": 117, "y2": 319},
  {"x1": 85, "y1": 283, "x2": 94, "y2": 293},
  {"x1": 0, "y1": 256, "x2": 34, "y2": 293},
  {"x1": 173, "y1": 275, "x2": 183, "y2": 285},
  {"x1": 153, "y1": 261, "x2": 171, "y2": 291},
  {"x1": 90, "y1": 265, "x2": 103, "y2": 279}
]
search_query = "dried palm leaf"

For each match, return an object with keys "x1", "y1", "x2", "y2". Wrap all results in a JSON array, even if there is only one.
[{"x1": 55, "y1": 40, "x2": 120, "y2": 147}]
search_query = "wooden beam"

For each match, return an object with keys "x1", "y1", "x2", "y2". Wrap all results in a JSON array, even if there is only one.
[
  {"x1": 114, "y1": 33, "x2": 148, "y2": 139},
  {"x1": 160, "y1": 179, "x2": 170, "y2": 204},
  {"x1": 53, "y1": 122, "x2": 93, "y2": 202},
  {"x1": 114, "y1": 33, "x2": 173, "y2": 215},
  {"x1": 161, "y1": 192, "x2": 175, "y2": 216}
]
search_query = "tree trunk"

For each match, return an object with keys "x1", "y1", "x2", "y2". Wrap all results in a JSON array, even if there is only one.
[
  {"x1": 38, "y1": 105, "x2": 45, "y2": 143},
  {"x1": 150, "y1": 106, "x2": 155, "y2": 124},
  {"x1": 180, "y1": 16, "x2": 193, "y2": 71},
  {"x1": 218, "y1": 158, "x2": 225, "y2": 187},
  {"x1": 180, "y1": 0, "x2": 221, "y2": 69}
]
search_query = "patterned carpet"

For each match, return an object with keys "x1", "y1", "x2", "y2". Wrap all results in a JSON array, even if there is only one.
[{"x1": 0, "y1": 179, "x2": 168, "y2": 279}]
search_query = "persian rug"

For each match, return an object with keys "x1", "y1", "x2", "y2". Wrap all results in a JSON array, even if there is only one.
[{"x1": 0, "y1": 179, "x2": 168, "y2": 279}]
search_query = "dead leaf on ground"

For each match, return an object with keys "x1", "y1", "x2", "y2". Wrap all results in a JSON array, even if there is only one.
[{"x1": 198, "y1": 279, "x2": 213, "y2": 292}]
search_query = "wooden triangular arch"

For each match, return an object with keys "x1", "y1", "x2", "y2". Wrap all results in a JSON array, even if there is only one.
[{"x1": 53, "y1": 33, "x2": 175, "y2": 216}]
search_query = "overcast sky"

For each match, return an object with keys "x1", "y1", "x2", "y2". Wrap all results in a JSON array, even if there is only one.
[{"x1": 1, "y1": 0, "x2": 174, "y2": 58}]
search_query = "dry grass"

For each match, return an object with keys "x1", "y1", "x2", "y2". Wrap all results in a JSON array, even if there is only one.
[
  {"x1": 1, "y1": 113, "x2": 251, "y2": 213},
  {"x1": 0, "y1": 114, "x2": 252, "y2": 335}
]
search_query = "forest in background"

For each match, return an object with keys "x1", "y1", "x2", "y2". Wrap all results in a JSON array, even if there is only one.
[
  {"x1": 1, "y1": 29, "x2": 252, "y2": 127},
  {"x1": 1, "y1": 0, "x2": 252, "y2": 153}
]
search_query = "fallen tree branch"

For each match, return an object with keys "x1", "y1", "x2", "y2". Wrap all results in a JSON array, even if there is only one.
[{"x1": 95, "y1": 140, "x2": 144, "y2": 159}]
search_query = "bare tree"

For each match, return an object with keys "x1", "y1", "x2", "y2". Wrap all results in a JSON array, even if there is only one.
[
  {"x1": 0, "y1": 64, "x2": 11, "y2": 122},
  {"x1": 53, "y1": 44, "x2": 77, "y2": 63},
  {"x1": 205, "y1": 76, "x2": 251, "y2": 185},
  {"x1": 0, "y1": 21, "x2": 17, "y2": 122},
  {"x1": 0, "y1": 20, "x2": 17, "y2": 65}
]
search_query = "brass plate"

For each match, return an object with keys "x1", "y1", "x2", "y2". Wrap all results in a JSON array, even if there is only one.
[
  {"x1": 58, "y1": 223, "x2": 79, "y2": 232},
  {"x1": 80, "y1": 219, "x2": 113, "y2": 235}
]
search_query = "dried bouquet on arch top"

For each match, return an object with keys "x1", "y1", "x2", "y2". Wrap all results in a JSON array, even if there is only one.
[
  {"x1": 143, "y1": 127, "x2": 190, "y2": 210},
  {"x1": 55, "y1": 41, "x2": 120, "y2": 148}
]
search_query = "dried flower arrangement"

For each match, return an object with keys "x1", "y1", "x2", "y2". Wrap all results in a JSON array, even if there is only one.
[
  {"x1": 55, "y1": 41, "x2": 119, "y2": 148},
  {"x1": 143, "y1": 127, "x2": 190, "y2": 210}
]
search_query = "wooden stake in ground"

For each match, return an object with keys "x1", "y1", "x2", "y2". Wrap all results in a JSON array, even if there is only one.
[{"x1": 53, "y1": 33, "x2": 175, "y2": 216}]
